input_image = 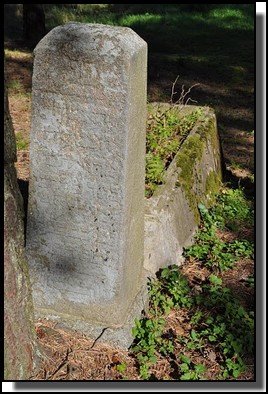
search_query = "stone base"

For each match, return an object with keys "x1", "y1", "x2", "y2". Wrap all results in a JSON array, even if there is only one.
[{"x1": 34, "y1": 272, "x2": 150, "y2": 350}]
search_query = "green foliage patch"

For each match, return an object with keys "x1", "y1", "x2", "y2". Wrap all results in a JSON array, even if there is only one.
[
  {"x1": 129, "y1": 187, "x2": 254, "y2": 380},
  {"x1": 185, "y1": 189, "x2": 254, "y2": 272}
]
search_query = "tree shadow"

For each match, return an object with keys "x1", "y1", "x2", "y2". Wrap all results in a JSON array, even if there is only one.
[
  {"x1": 18, "y1": 179, "x2": 29, "y2": 241},
  {"x1": 4, "y1": 4, "x2": 23, "y2": 40}
]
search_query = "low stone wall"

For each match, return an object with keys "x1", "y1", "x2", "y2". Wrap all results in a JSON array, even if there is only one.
[{"x1": 144, "y1": 104, "x2": 222, "y2": 275}]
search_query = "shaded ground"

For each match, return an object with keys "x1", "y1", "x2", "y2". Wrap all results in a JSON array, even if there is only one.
[{"x1": 4, "y1": 4, "x2": 255, "y2": 381}]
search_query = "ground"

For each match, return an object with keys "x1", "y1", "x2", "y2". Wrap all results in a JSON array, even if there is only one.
[
  {"x1": 4, "y1": 4, "x2": 255, "y2": 382},
  {"x1": 29, "y1": 255, "x2": 254, "y2": 381}
]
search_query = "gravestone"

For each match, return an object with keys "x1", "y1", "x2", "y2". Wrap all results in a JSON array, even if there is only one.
[{"x1": 26, "y1": 23, "x2": 147, "y2": 344}]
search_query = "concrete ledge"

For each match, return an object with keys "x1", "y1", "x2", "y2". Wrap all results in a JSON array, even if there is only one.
[{"x1": 144, "y1": 104, "x2": 222, "y2": 274}]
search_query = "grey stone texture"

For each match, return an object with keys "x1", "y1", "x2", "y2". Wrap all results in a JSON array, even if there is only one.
[
  {"x1": 26, "y1": 23, "x2": 147, "y2": 328},
  {"x1": 144, "y1": 105, "x2": 222, "y2": 274},
  {"x1": 35, "y1": 276, "x2": 149, "y2": 350}
]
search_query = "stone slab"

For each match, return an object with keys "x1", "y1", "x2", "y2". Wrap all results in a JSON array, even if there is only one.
[{"x1": 26, "y1": 23, "x2": 147, "y2": 328}]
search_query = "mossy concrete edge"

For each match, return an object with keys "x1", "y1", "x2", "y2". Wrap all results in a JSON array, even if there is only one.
[{"x1": 144, "y1": 104, "x2": 222, "y2": 274}]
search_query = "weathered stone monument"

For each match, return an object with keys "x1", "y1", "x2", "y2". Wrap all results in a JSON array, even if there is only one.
[{"x1": 26, "y1": 23, "x2": 147, "y2": 347}]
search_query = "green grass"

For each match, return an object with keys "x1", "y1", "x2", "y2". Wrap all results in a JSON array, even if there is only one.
[
  {"x1": 7, "y1": 79, "x2": 31, "y2": 99},
  {"x1": 4, "y1": 48, "x2": 31, "y2": 57},
  {"x1": 228, "y1": 159, "x2": 255, "y2": 173},
  {"x1": 45, "y1": 4, "x2": 116, "y2": 30},
  {"x1": 207, "y1": 7, "x2": 254, "y2": 30},
  {"x1": 16, "y1": 132, "x2": 29, "y2": 150},
  {"x1": 8, "y1": 79, "x2": 23, "y2": 92},
  {"x1": 7, "y1": 85, "x2": 31, "y2": 102}
]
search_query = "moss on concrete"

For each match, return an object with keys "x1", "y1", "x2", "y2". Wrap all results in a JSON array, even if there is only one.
[
  {"x1": 205, "y1": 171, "x2": 221, "y2": 205},
  {"x1": 176, "y1": 109, "x2": 221, "y2": 222},
  {"x1": 176, "y1": 134, "x2": 204, "y2": 222},
  {"x1": 196, "y1": 114, "x2": 219, "y2": 152}
]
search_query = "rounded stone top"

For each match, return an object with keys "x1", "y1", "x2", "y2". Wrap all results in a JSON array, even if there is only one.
[{"x1": 35, "y1": 22, "x2": 147, "y2": 60}]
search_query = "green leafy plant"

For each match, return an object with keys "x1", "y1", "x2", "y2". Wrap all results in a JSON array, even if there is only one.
[
  {"x1": 145, "y1": 106, "x2": 203, "y2": 197},
  {"x1": 213, "y1": 188, "x2": 254, "y2": 231},
  {"x1": 131, "y1": 264, "x2": 254, "y2": 380},
  {"x1": 149, "y1": 265, "x2": 193, "y2": 315},
  {"x1": 130, "y1": 264, "x2": 193, "y2": 379},
  {"x1": 246, "y1": 275, "x2": 254, "y2": 288},
  {"x1": 116, "y1": 363, "x2": 127, "y2": 374},
  {"x1": 190, "y1": 275, "x2": 254, "y2": 378},
  {"x1": 184, "y1": 190, "x2": 254, "y2": 271},
  {"x1": 179, "y1": 355, "x2": 206, "y2": 380},
  {"x1": 8, "y1": 79, "x2": 22, "y2": 92},
  {"x1": 131, "y1": 316, "x2": 166, "y2": 379}
]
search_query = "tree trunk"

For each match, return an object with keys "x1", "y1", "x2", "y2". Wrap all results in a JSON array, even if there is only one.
[
  {"x1": 4, "y1": 62, "x2": 39, "y2": 380},
  {"x1": 23, "y1": 4, "x2": 46, "y2": 47}
]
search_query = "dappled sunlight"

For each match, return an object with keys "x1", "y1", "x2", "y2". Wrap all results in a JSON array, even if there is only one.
[
  {"x1": 207, "y1": 8, "x2": 254, "y2": 30},
  {"x1": 119, "y1": 13, "x2": 163, "y2": 28}
]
